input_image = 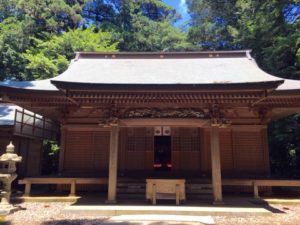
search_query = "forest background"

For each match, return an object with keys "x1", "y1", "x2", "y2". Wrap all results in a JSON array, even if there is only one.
[{"x1": 0, "y1": 0, "x2": 299, "y2": 176}]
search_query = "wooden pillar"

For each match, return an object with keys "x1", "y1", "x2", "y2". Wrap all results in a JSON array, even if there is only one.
[
  {"x1": 58, "y1": 126, "x2": 66, "y2": 173},
  {"x1": 57, "y1": 126, "x2": 66, "y2": 192},
  {"x1": 107, "y1": 125, "x2": 119, "y2": 203},
  {"x1": 210, "y1": 126, "x2": 223, "y2": 204}
]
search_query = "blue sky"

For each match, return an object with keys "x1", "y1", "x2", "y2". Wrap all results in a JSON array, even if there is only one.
[{"x1": 163, "y1": 0, "x2": 190, "y2": 27}]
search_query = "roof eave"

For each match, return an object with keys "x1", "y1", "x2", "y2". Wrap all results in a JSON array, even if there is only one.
[
  {"x1": 0, "y1": 85, "x2": 63, "y2": 95},
  {"x1": 51, "y1": 80, "x2": 284, "y2": 91},
  {"x1": 270, "y1": 89, "x2": 300, "y2": 96}
]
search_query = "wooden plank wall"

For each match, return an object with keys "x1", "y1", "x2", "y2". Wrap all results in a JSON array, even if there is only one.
[
  {"x1": 172, "y1": 128, "x2": 201, "y2": 171},
  {"x1": 220, "y1": 128, "x2": 234, "y2": 173},
  {"x1": 201, "y1": 126, "x2": 270, "y2": 176},
  {"x1": 25, "y1": 139, "x2": 42, "y2": 177},
  {"x1": 61, "y1": 126, "x2": 270, "y2": 176},
  {"x1": 63, "y1": 130, "x2": 110, "y2": 175},
  {"x1": 232, "y1": 127, "x2": 267, "y2": 174},
  {"x1": 119, "y1": 127, "x2": 154, "y2": 171}
]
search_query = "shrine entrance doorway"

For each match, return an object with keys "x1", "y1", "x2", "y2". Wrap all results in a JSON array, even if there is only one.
[{"x1": 154, "y1": 136, "x2": 171, "y2": 171}]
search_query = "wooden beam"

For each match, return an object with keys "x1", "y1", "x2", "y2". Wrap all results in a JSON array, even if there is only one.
[
  {"x1": 119, "y1": 118, "x2": 209, "y2": 127},
  {"x1": 210, "y1": 126, "x2": 223, "y2": 204},
  {"x1": 107, "y1": 125, "x2": 119, "y2": 203},
  {"x1": 63, "y1": 124, "x2": 111, "y2": 131}
]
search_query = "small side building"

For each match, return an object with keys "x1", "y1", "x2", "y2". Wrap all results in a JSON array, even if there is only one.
[{"x1": 0, "y1": 103, "x2": 59, "y2": 177}]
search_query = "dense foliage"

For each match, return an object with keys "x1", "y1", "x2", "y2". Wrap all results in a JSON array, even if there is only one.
[
  {"x1": 0, "y1": 0, "x2": 190, "y2": 81},
  {"x1": 41, "y1": 140, "x2": 59, "y2": 175},
  {"x1": 83, "y1": 0, "x2": 192, "y2": 51},
  {"x1": 24, "y1": 27, "x2": 117, "y2": 79},
  {"x1": 0, "y1": 0, "x2": 87, "y2": 80},
  {"x1": 268, "y1": 114, "x2": 300, "y2": 177},
  {"x1": 0, "y1": 0, "x2": 299, "y2": 176},
  {"x1": 187, "y1": 0, "x2": 300, "y2": 79}
]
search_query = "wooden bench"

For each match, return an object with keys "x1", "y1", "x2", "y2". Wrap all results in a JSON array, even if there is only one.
[
  {"x1": 253, "y1": 180, "x2": 300, "y2": 198},
  {"x1": 18, "y1": 177, "x2": 108, "y2": 197},
  {"x1": 146, "y1": 179, "x2": 185, "y2": 205},
  {"x1": 223, "y1": 179, "x2": 300, "y2": 198}
]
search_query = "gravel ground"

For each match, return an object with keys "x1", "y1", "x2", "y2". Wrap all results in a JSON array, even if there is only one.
[
  {"x1": 5, "y1": 202, "x2": 107, "y2": 225},
  {"x1": 3, "y1": 202, "x2": 300, "y2": 225},
  {"x1": 214, "y1": 204, "x2": 300, "y2": 225}
]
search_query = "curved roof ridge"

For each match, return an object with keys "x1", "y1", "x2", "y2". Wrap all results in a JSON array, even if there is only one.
[{"x1": 74, "y1": 49, "x2": 252, "y2": 59}]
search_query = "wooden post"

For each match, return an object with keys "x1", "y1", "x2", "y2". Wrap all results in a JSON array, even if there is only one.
[
  {"x1": 69, "y1": 180, "x2": 76, "y2": 197},
  {"x1": 58, "y1": 126, "x2": 66, "y2": 173},
  {"x1": 253, "y1": 182, "x2": 260, "y2": 199},
  {"x1": 24, "y1": 182, "x2": 31, "y2": 197},
  {"x1": 175, "y1": 184, "x2": 180, "y2": 205},
  {"x1": 57, "y1": 126, "x2": 66, "y2": 192},
  {"x1": 106, "y1": 125, "x2": 119, "y2": 203},
  {"x1": 210, "y1": 126, "x2": 223, "y2": 204},
  {"x1": 152, "y1": 184, "x2": 156, "y2": 205}
]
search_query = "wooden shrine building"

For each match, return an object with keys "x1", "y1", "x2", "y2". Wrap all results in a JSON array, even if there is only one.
[{"x1": 0, "y1": 50, "x2": 300, "y2": 204}]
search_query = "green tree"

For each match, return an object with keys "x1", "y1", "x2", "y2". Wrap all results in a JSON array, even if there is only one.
[
  {"x1": 24, "y1": 27, "x2": 118, "y2": 79},
  {"x1": 187, "y1": 0, "x2": 237, "y2": 50},
  {"x1": 0, "y1": 17, "x2": 28, "y2": 80},
  {"x1": 41, "y1": 140, "x2": 60, "y2": 175},
  {"x1": 268, "y1": 114, "x2": 300, "y2": 177},
  {"x1": 17, "y1": 0, "x2": 86, "y2": 35},
  {"x1": 0, "y1": 0, "x2": 87, "y2": 81},
  {"x1": 186, "y1": 0, "x2": 300, "y2": 79},
  {"x1": 82, "y1": 0, "x2": 192, "y2": 51},
  {"x1": 0, "y1": 0, "x2": 192, "y2": 81},
  {"x1": 119, "y1": 13, "x2": 192, "y2": 51},
  {"x1": 0, "y1": 0, "x2": 18, "y2": 22}
]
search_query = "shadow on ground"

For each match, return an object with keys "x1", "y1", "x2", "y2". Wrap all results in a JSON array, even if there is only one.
[
  {"x1": 0, "y1": 222, "x2": 11, "y2": 225},
  {"x1": 41, "y1": 220, "x2": 205, "y2": 225}
]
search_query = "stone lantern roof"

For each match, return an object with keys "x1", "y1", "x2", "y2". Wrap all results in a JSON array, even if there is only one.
[{"x1": 0, "y1": 142, "x2": 22, "y2": 163}]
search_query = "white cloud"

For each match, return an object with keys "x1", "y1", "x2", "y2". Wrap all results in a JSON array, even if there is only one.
[{"x1": 179, "y1": 0, "x2": 188, "y2": 13}]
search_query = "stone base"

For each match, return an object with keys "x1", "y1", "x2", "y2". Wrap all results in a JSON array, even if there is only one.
[{"x1": 0, "y1": 204, "x2": 18, "y2": 215}]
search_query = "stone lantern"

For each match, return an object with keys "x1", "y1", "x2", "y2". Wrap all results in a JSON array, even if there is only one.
[{"x1": 0, "y1": 141, "x2": 22, "y2": 206}]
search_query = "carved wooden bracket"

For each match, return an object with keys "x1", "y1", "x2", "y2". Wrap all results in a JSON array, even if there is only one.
[
  {"x1": 98, "y1": 104, "x2": 119, "y2": 127},
  {"x1": 251, "y1": 107, "x2": 271, "y2": 124},
  {"x1": 209, "y1": 104, "x2": 231, "y2": 127}
]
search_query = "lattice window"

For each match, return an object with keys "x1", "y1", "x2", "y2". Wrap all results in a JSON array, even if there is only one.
[
  {"x1": 127, "y1": 128, "x2": 153, "y2": 152},
  {"x1": 172, "y1": 128, "x2": 200, "y2": 152}
]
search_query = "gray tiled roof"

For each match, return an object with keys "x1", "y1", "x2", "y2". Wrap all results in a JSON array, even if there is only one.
[
  {"x1": 0, "y1": 79, "x2": 57, "y2": 91},
  {"x1": 0, "y1": 51, "x2": 299, "y2": 91},
  {"x1": 0, "y1": 104, "x2": 22, "y2": 125}
]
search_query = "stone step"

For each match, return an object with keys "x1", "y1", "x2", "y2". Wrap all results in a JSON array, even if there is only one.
[{"x1": 64, "y1": 205, "x2": 271, "y2": 217}]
